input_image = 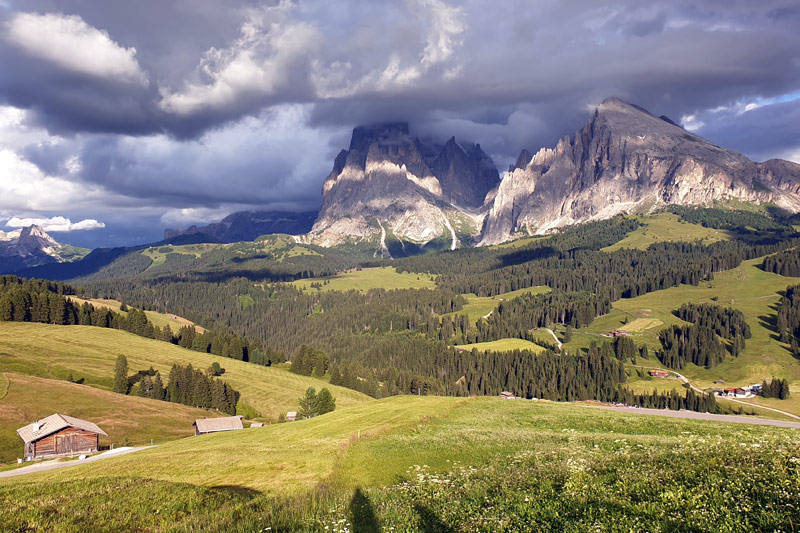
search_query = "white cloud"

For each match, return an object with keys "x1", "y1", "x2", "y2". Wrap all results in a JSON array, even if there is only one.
[
  {"x1": 5, "y1": 12, "x2": 148, "y2": 85},
  {"x1": 418, "y1": 0, "x2": 465, "y2": 67},
  {"x1": 5, "y1": 215, "x2": 105, "y2": 232},
  {"x1": 159, "y1": 6, "x2": 320, "y2": 115}
]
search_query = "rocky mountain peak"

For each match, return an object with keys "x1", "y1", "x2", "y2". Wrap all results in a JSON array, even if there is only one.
[
  {"x1": 309, "y1": 123, "x2": 498, "y2": 250},
  {"x1": 0, "y1": 224, "x2": 86, "y2": 273},
  {"x1": 481, "y1": 98, "x2": 800, "y2": 245}
]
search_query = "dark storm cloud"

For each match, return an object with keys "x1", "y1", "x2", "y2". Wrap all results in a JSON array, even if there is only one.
[{"x1": 0, "y1": 0, "x2": 799, "y2": 247}]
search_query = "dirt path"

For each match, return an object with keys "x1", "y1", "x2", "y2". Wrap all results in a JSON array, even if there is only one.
[
  {"x1": 542, "y1": 328, "x2": 562, "y2": 349},
  {"x1": 583, "y1": 405, "x2": 800, "y2": 429},
  {"x1": 0, "y1": 446, "x2": 154, "y2": 479}
]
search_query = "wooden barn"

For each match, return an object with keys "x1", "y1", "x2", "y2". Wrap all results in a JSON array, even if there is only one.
[
  {"x1": 17, "y1": 413, "x2": 108, "y2": 460},
  {"x1": 193, "y1": 415, "x2": 244, "y2": 435}
]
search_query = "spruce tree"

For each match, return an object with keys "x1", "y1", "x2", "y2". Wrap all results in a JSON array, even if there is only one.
[
  {"x1": 113, "y1": 354, "x2": 129, "y2": 394},
  {"x1": 298, "y1": 387, "x2": 318, "y2": 418},
  {"x1": 316, "y1": 388, "x2": 336, "y2": 415}
]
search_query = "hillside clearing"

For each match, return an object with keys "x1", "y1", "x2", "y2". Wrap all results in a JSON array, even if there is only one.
[
  {"x1": 602, "y1": 213, "x2": 733, "y2": 251},
  {"x1": 292, "y1": 267, "x2": 436, "y2": 292},
  {"x1": 454, "y1": 338, "x2": 545, "y2": 353},
  {"x1": 443, "y1": 285, "x2": 551, "y2": 324}
]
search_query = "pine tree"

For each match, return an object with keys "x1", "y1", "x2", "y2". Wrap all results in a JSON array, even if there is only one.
[
  {"x1": 298, "y1": 387, "x2": 318, "y2": 418},
  {"x1": 113, "y1": 354, "x2": 129, "y2": 394},
  {"x1": 316, "y1": 388, "x2": 336, "y2": 415},
  {"x1": 152, "y1": 372, "x2": 166, "y2": 400}
]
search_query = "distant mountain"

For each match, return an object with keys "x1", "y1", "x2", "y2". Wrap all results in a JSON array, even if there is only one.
[
  {"x1": 0, "y1": 225, "x2": 89, "y2": 273},
  {"x1": 164, "y1": 210, "x2": 318, "y2": 243},
  {"x1": 306, "y1": 123, "x2": 499, "y2": 253},
  {"x1": 481, "y1": 98, "x2": 800, "y2": 244}
]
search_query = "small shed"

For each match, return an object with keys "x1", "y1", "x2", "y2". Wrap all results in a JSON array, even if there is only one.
[
  {"x1": 250, "y1": 422, "x2": 264, "y2": 428},
  {"x1": 500, "y1": 391, "x2": 516, "y2": 399},
  {"x1": 17, "y1": 413, "x2": 107, "y2": 460},
  {"x1": 286, "y1": 411, "x2": 299, "y2": 422},
  {"x1": 193, "y1": 415, "x2": 244, "y2": 435}
]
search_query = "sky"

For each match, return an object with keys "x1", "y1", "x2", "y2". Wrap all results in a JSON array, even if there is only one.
[{"x1": 0, "y1": 0, "x2": 799, "y2": 248}]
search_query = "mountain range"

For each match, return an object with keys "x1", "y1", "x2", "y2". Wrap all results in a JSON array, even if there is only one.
[{"x1": 8, "y1": 97, "x2": 800, "y2": 272}]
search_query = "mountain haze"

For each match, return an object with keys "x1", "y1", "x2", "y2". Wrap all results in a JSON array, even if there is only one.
[{"x1": 164, "y1": 210, "x2": 317, "y2": 243}]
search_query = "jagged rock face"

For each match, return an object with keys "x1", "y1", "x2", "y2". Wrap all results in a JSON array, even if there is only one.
[
  {"x1": 0, "y1": 225, "x2": 74, "y2": 273},
  {"x1": 164, "y1": 210, "x2": 318, "y2": 243},
  {"x1": 309, "y1": 123, "x2": 498, "y2": 248},
  {"x1": 481, "y1": 98, "x2": 800, "y2": 244}
]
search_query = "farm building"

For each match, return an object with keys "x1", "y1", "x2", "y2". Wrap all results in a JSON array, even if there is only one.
[
  {"x1": 286, "y1": 411, "x2": 299, "y2": 422},
  {"x1": 611, "y1": 329, "x2": 631, "y2": 337},
  {"x1": 649, "y1": 370, "x2": 670, "y2": 378},
  {"x1": 17, "y1": 413, "x2": 107, "y2": 460},
  {"x1": 193, "y1": 415, "x2": 244, "y2": 435},
  {"x1": 500, "y1": 391, "x2": 516, "y2": 399}
]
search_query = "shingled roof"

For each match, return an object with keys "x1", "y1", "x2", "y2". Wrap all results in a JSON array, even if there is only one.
[
  {"x1": 16, "y1": 413, "x2": 108, "y2": 444},
  {"x1": 193, "y1": 415, "x2": 243, "y2": 434}
]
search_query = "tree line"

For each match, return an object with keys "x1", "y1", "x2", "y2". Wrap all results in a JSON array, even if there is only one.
[{"x1": 113, "y1": 355, "x2": 239, "y2": 414}]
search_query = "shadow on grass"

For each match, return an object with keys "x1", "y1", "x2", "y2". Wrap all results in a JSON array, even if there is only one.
[
  {"x1": 350, "y1": 488, "x2": 380, "y2": 533},
  {"x1": 415, "y1": 503, "x2": 454, "y2": 532},
  {"x1": 209, "y1": 485, "x2": 262, "y2": 499}
]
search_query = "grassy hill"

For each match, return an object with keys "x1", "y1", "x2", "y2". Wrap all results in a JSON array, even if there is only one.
[
  {"x1": 602, "y1": 212, "x2": 734, "y2": 251},
  {"x1": 0, "y1": 322, "x2": 371, "y2": 422},
  {"x1": 0, "y1": 372, "x2": 215, "y2": 464},
  {"x1": 1, "y1": 397, "x2": 798, "y2": 531}
]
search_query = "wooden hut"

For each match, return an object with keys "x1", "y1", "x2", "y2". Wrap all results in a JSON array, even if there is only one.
[
  {"x1": 193, "y1": 415, "x2": 244, "y2": 435},
  {"x1": 17, "y1": 414, "x2": 107, "y2": 460}
]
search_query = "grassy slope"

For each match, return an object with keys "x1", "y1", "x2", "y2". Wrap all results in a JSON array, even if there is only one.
[
  {"x1": 2, "y1": 397, "x2": 798, "y2": 530},
  {"x1": 602, "y1": 212, "x2": 733, "y2": 251},
  {"x1": 0, "y1": 372, "x2": 214, "y2": 463},
  {"x1": 0, "y1": 322, "x2": 370, "y2": 421},
  {"x1": 564, "y1": 257, "x2": 800, "y2": 414},
  {"x1": 292, "y1": 266, "x2": 436, "y2": 292},
  {"x1": 68, "y1": 296, "x2": 204, "y2": 333},
  {"x1": 7, "y1": 396, "x2": 464, "y2": 493},
  {"x1": 454, "y1": 338, "x2": 545, "y2": 353}
]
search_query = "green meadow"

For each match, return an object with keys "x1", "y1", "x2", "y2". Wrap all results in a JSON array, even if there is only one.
[
  {"x1": 292, "y1": 266, "x2": 436, "y2": 292},
  {"x1": 1, "y1": 397, "x2": 798, "y2": 531},
  {"x1": 602, "y1": 212, "x2": 733, "y2": 251}
]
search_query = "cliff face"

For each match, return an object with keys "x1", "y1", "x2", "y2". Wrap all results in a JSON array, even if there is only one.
[
  {"x1": 308, "y1": 123, "x2": 499, "y2": 251},
  {"x1": 481, "y1": 98, "x2": 800, "y2": 244}
]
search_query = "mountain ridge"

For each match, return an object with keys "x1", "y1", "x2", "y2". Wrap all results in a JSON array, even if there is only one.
[{"x1": 480, "y1": 97, "x2": 800, "y2": 244}]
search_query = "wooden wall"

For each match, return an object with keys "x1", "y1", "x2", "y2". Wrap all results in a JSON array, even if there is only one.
[{"x1": 30, "y1": 427, "x2": 99, "y2": 459}]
